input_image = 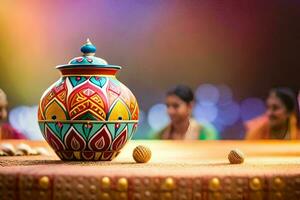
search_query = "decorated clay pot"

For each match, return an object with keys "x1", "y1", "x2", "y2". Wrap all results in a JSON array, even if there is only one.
[{"x1": 38, "y1": 39, "x2": 139, "y2": 161}]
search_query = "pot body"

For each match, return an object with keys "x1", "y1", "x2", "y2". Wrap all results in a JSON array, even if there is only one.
[{"x1": 38, "y1": 73, "x2": 139, "y2": 161}]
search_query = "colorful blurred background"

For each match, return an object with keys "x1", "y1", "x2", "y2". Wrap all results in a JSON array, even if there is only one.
[{"x1": 0, "y1": 0, "x2": 299, "y2": 139}]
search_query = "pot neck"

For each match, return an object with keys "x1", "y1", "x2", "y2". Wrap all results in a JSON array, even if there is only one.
[{"x1": 59, "y1": 67, "x2": 119, "y2": 77}]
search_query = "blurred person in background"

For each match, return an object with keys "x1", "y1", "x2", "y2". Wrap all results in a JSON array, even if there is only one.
[
  {"x1": 245, "y1": 88, "x2": 300, "y2": 139},
  {"x1": 157, "y1": 85, "x2": 217, "y2": 140},
  {"x1": 0, "y1": 89, "x2": 26, "y2": 139}
]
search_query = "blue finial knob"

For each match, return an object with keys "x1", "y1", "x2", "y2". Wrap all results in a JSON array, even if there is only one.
[{"x1": 81, "y1": 38, "x2": 96, "y2": 56}]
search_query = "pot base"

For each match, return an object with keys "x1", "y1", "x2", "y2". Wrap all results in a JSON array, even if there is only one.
[{"x1": 55, "y1": 150, "x2": 120, "y2": 161}]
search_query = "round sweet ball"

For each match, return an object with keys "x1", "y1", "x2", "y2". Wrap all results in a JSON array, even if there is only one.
[
  {"x1": 133, "y1": 145, "x2": 151, "y2": 163},
  {"x1": 228, "y1": 149, "x2": 245, "y2": 164}
]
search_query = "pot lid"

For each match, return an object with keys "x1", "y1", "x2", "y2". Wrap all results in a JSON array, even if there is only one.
[{"x1": 56, "y1": 39, "x2": 122, "y2": 70}]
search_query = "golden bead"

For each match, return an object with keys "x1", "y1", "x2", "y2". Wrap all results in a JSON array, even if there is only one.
[
  {"x1": 273, "y1": 177, "x2": 284, "y2": 189},
  {"x1": 275, "y1": 192, "x2": 282, "y2": 199},
  {"x1": 209, "y1": 178, "x2": 221, "y2": 191},
  {"x1": 39, "y1": 191, "x2": 45, "y2": 196},
  {"x1": 250, "y1": 178, "x2": 262, "y2": 191},
  {"x1": 100, "y1": 192, "x2": 111, "y2": 200},
  {"x1": 162, "y1": 192, "x2": 172, "y2": 200},
  {"x1": 162, "y1": 177, "x2": 175, "y2": 190},
  {"x1": 39, "y1": 176, "x2": 50, "y2": 189},
  {"x1": 228, "y1": 149, "x2": 244, "y2": 164},
  {"x1": 90, "y1": 185, "x2": 97, "y2": 193},
  {"x1": 144, "y1": 190, "x2": 151, "y2": 197},
  {"x1": 133, "y1": 145, "x2": 151, "y2": 163},
  {"x1": 119, "y1": 192, "x2": 127, "y2": 200},
  {"x1": 179, "y1": 194, "x2": 188, "y2": 200},
  {"x1": 211, "y1": 192, "x2": 222, "y2": 200},
  {"x1": 77, "y1": 183, "x2": 84, "y2": 189},
  {"x1": 133, "y1": 193, "x2": 142, "y2": 200},
  {"x1": 117, "y1": 178, "x2": 128, "y2": 191},
  {"x1": 101, "y1": 177, "x2": 111, "y2": 189},
  {"x1": 194, "y1": 192, "x2": 201, "y2": 199}
]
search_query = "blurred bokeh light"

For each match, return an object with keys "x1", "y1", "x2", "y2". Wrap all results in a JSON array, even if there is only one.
[
  {"x1": 240, "y1": 98, "x2": 266, "y2": 122},
  {"x1": 147, "y1": 103, "x2": 169, "y2": 132},
  {"x1": 0, "y1": 1, "x2": 299, "y2": 139},
  {"x1": 195, "y1": 84, "x2": 220, "y2": 106},
  {"x1": 194, "y1": 104, "x2": 218, "y2": 123}
]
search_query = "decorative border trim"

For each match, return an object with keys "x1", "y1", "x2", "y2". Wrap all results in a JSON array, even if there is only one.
[{"x1": 2, "y1": 174, "x2": 300, "y2": 200}]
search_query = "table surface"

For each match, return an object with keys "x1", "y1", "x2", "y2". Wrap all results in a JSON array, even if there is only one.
[
  {"x1": 1, "y1": 140, "x2": 300, "y2": 200},
  {"x1": 1, "y1": 139, "x2": 300, "y2": 177}
]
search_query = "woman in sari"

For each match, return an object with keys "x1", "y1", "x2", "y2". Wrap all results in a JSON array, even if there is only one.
[
  {"x1": 157, "y1": 85, "x2": 217, "y2": 140},
  {"x1": 245, "y1": 88, "x2": 299, "y2": 140}
]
